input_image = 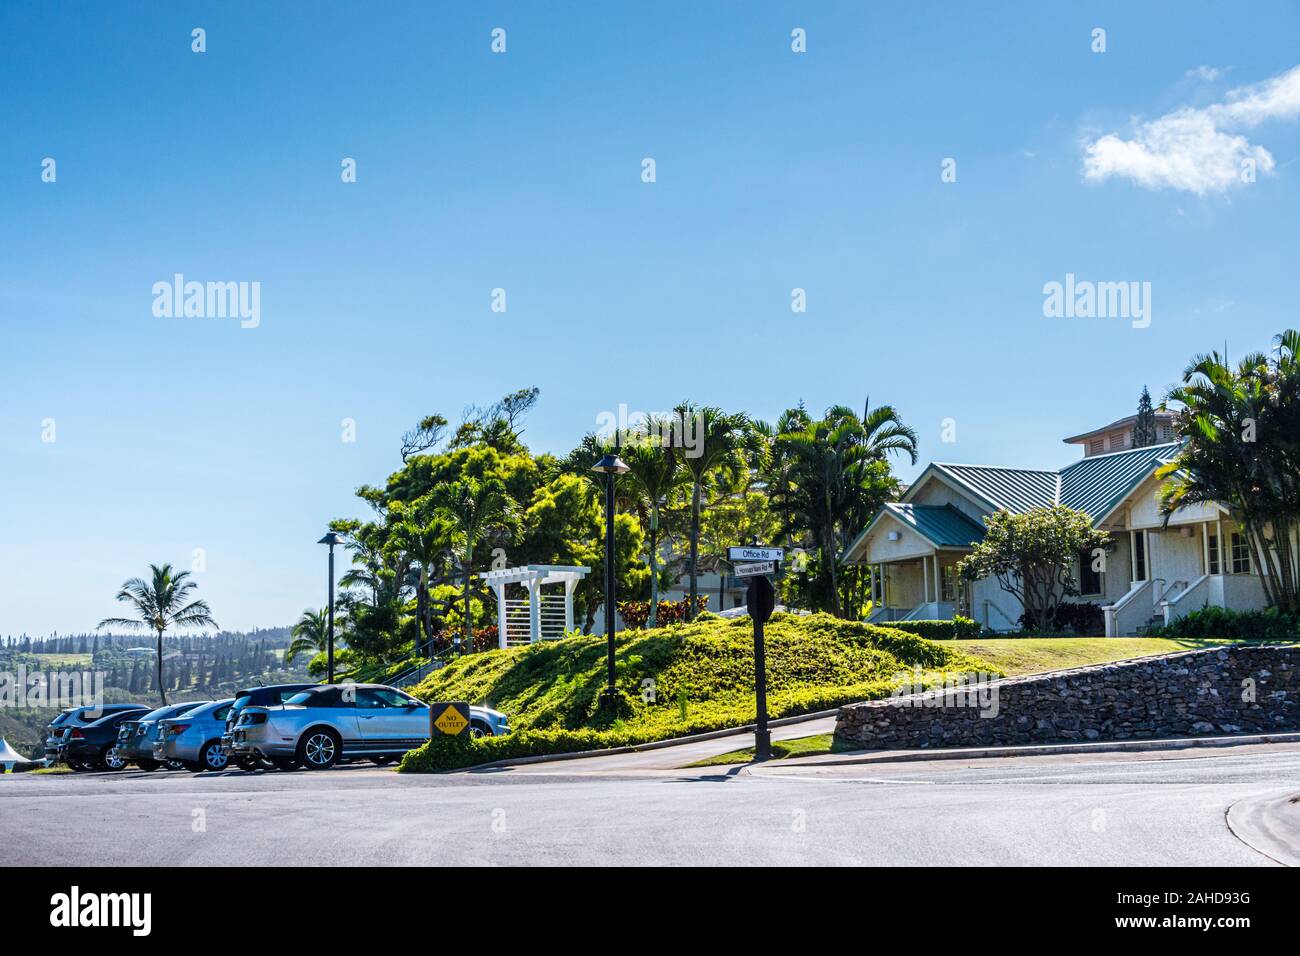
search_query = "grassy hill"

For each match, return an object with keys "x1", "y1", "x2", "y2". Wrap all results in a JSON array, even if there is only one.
[
  {"x1": 950, "y1": 637, "x2": 1248, "y2": 677},
  {"x1": 401, "y1": 612, "x2": 996, "y2": 771}
]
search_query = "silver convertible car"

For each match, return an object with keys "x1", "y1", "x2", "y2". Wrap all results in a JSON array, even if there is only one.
[{"x1": 230, "y1": 684, "x2": 509, "y2": 769}]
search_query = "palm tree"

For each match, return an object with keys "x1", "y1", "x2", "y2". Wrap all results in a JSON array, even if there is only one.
[
  {"x1": 388, "y1": 504, "x2": 456, "y2": 657},
  {"x1": 1158, "y1": 331, "x2": 1300, "y2": 612},
  {"x1": 771, "y1": 403, "x2": 917, "y2": 617},
  {"x1": 286, "y1": 608, "x2": 328, "y2": 665},
  {"x1": 670, "y1": 403, "x2": 748, "y2": 620},
  {"x1": 622, "y1": 420, "x2": 688, "y2": 628},
  {"x1": 430, "y1": 477, "x2": 512, "y2": 651},
  {"x1": 98, "y1": 563, "x2": 218, "y2": 705}
]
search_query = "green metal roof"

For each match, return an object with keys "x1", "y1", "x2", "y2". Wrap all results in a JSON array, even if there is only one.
[
  {"x1": 933, "y1": 463, "x2": 1059, "y2": 512},
  {"x1": 1058, "y1": 442, "x2": 1179, "y2": 521},
  {"x1": 934, "y1": 442, "x2": 1180, "y2": 521},
  {"x1": 882, "y1": 503, "x2": 985, "y2": 548}
]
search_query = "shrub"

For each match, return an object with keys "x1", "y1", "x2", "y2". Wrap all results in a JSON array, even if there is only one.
[
  {"x1": 1156, "y1": 605, "x2": 1300, "y2": 640},
  {"x1": 398, "y1": 612, "x2": 1000, "y2": 771},
  {"x1": 886, "y1": 617, "x2": 982, "y2": 641},
  {"x1": 615, "y1": 597, "x2": 709, "y2": 630}
]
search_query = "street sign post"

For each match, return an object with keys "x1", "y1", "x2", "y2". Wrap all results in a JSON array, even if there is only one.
[
  {"x1": 734, "y1": 545, "x2": 781, "y2": 761},
  {"x1": 747, "y1": 574, "x2": 776, "y2": 760},
  {"x1": 429, "y1": 701, "x2": 471, "y2": 738}
]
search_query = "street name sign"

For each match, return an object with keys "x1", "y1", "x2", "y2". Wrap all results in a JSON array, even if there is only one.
[
  {"x1": 734, "y1": 561, "x2": 776, "y2": 578},
  {"x1": 727, "y1": 546, "x2": 784, "y2": 563}
]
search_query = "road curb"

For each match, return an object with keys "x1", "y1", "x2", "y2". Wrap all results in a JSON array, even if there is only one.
[
  {"x1": 752, "y1": 730, "x2": 1300, "y2": 769},
  {"x1": 1225, "y1": 793, "x2": 1300, "y2": 866},
  {"x1": 459, "y1": 708, "x2": 842, "y2": 771}
]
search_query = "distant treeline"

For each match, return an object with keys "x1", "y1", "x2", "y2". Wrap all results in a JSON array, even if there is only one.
[{"x1": 1, "y1": 628, "x2": 292, "y2": 656}]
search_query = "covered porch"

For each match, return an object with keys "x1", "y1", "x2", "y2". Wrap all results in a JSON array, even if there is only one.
[
  {"x1": 840, "y1": 502, "x2": 984, "y2": 624},
  {"x1": 1100, "y1": 489, "x2": 1269, "y2": 636}
]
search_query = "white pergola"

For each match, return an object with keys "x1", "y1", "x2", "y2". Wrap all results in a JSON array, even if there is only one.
[{"x1": 482, "y1": 565, "x2": 591, "y2": 649}]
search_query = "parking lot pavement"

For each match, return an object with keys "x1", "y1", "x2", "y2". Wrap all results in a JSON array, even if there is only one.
[{"x1": 4, "y1": 743, "x2": 1298, "y2": 866}]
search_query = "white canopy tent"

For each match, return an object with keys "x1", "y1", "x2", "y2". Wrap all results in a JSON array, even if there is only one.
[
  {"x1": 481, "y1": 565, "x2": 591, "y2": 649},
  {"x1": 0, "y1": 738, "x2": 33, "y2": 772}
]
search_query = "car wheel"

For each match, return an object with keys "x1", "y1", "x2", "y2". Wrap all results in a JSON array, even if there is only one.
[
  {"x1": 163, "y1": 759, "x2": 186, "y2": 771},
  {"x1": 68, "y1": 760, "x2": 92, "y2": 772},
  {"x1": 469, "y1": 722, "x2": 492, "y2": 739},
  {"x1": 234, "y1": 756, "x2": 263, "y2": 772},
  {"x1": 271, "y1": 757, "x2": 300, "y2": 771},
  {"x1": 182, "y1": 761, "x2": 204, "y2": 772},
  {"x1": 297, "y1": 729, "x2": 341, "y2": 770},
  {"x1": 101, "y1": 745, "x2": 128, "y2": 771},
  {"x1": 198, "y1": 741, "x2": 229, "y2": 772},
  {"x1": 370, "y1": 755, "x2": 395, "y2": 766},
  {"x1": 135, "y1": 759, "x2": 160, "y2": 772}
]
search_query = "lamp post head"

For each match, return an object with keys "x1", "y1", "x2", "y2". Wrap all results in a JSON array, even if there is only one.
[
  {"x1": 591, "y1": 453, "x2": 629, "y2": 475},
  {"x1": 317, "y1": 531, "x2": 347, "y2": 547}
]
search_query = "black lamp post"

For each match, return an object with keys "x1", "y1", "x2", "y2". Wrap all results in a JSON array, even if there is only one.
[
  {"x1": 591, "y1": 451, "x2": 629, "y2": 704},
  {"x1": 317, "y1": 531, "x2": 346, "y2": 683}
]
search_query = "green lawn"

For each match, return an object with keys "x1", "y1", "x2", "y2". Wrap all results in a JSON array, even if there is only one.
[
  {"x1": 32, "y1": 652, "x2": 93, "y2": 667},
  {"x1": 949, "y1": 637, "x2": 1245, "y2": 677},
  {"x1": 687, "y1": 732, "x2": 843, "y2": 767}
]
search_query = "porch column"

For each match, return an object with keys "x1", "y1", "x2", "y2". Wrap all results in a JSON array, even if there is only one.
[
  {"x1": 527, "y1": 577, "x2": 542, "y2": 643},
  {"x1": 494, "y1": 582, "x2": 508, "y2": 649},
  {"x1": 1217, "y1": 518, "x2": 1225, "y2": 573},
  {"x1": 563, "y1": 578, "x2": 576, "y2": 634},
  {"x1": 934, "y1": 554, "x2": 941, "y2": 603},
  {"x1": 1129, "y1": 531, "x2": 1137, "y2": 582},
  {"x1": 921, "y1": 557, "x2": 929, "y2": 607},
  {"x1": 1201, "y1": 522, "x2": 1210, "y2": 575},
  {"x1": 868, "y1": 566, "x2": 876, "y2": 608}
]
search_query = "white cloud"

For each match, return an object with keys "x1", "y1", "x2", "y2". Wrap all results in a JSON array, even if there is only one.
[
  {"x1": 1185, "y1": 65, "x2": 1225, "y2": 82},
  {"x1": 1083, "y1": 64, "x2": 1300, "y2": 195}
]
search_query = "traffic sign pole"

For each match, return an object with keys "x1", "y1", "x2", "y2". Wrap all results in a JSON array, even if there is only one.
[
  {"x1": 753, "y1": 611, "x2": 770, "y2": 761},
  {"x1": 744, "y1": 567, "x2": 777, "y2": 761}
]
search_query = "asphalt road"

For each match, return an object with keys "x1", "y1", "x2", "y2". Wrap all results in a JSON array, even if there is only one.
[{"x1": 4, "y1": 742, "x2": 1298, "y2": 866}]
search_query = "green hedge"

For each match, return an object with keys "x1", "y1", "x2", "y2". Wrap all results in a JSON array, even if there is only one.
[
  {"x1": 884, "y1": 617, "x2": 982, "y2": 641},
  {"x1": 1156, "y1": 606, "x2": 1300, "y2": 641}
]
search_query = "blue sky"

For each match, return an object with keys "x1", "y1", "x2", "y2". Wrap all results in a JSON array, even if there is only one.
[{"x1": 3, "y1": 2, "x2": 1299, "y2": 636}]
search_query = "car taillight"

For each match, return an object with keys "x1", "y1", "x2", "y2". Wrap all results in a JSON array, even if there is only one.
[
  {"x1": 70, "y1": 729, "x2": 85, "y2": 739},
  {"x1": 241, "y1": 713, "x2": 267, "y2": 725},
  {"x1": 168, "y1": 724, "x2": 190, "y2": 735}
]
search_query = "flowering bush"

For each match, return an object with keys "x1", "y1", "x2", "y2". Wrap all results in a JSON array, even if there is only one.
[{"x1": 616, "y1": 597, "x2": 709, "y2": 630}]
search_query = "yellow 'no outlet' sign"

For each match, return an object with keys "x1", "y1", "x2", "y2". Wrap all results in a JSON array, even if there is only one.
[{"x1": 430, "y1": 701, "x2": 471, "y2": 737}]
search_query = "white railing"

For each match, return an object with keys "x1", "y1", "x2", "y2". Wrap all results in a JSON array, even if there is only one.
[
  {"x1": 1161, "y1": 574, "x2": 1209, "y2": 625},
  {"x1": 1102, "y1": 579, "x2": 1155, "y2": 637}
]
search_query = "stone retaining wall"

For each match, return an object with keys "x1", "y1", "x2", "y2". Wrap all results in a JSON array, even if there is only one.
[{"x1": 834, "y1": 645, "x2": 1299, "y2": 750}]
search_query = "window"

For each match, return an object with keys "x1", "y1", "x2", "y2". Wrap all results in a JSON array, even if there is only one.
[
  {"x1": 1207, "y1": 533, "x2": 1220, "y2": 575},
  {"x1": 1133, "y1": 532, "x2": 1147, "y2": 581},
  {"x1": 940, "y1": 565, "x2": 957, "y2": 602},
  {"x1": 1109, "y1": 431, "x2": 1127, "y2": 451},
  {"x1": 356, "y1": 688, "x2": 412, "y2": 708},
  {"x1": 1089, "y1": 439, "x2": 1105, "y2": 456},
  {"x1": 1078, "y1": 548, "x2": 1103, "y2": 595},
  {"x1": 1231, "y1": 533, "x2": 1252, "y2": 574},
  {"x1": 213, "y1": 706, "x2": 231, "y2": 721}
]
